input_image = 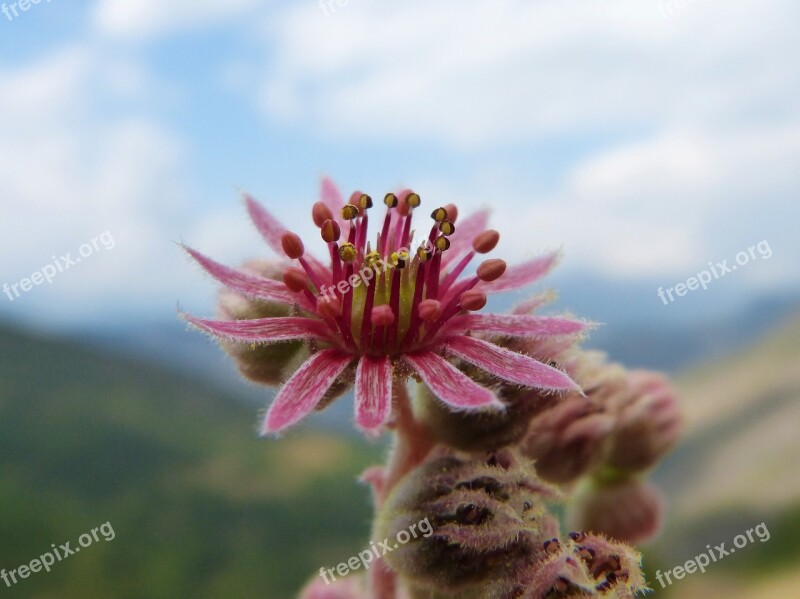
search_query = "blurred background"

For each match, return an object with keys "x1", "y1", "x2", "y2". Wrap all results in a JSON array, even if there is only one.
[{"x1": 1, "y1": 0, "x2": 799, "y2": 597}]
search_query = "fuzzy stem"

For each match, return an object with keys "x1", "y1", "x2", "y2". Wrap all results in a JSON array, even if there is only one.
[
  {"x1": 370, "y1": 382, "x2": 435, "y2": 599},
  {"x1": 382, "y1": 383, "x2": 435, "y2": 502}
]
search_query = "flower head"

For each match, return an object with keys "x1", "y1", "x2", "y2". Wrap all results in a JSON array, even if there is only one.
[{"x1": 182, "y1": 179, "x2": 589, "y2": 435}]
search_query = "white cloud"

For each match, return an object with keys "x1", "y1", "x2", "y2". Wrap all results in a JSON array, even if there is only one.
[
  {"x1": 251, "y1": 0, "x2": 800, "y2": 283},
  {"x1": 261, "y1": 0, "x2": 799, "y2": 145},
  {"x1": 93, "y1": 0, "x2": 260, "y2": 39},
  {"x1": 0, "y1": 47, "x2": 200, "y2": 324}
]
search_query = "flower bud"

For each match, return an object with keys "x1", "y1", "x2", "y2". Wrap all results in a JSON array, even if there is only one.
[
  {"x1": 413, "y1": 377, "x2": 555, "y2": 452},
  {"x1": 217, "y1": 260, "x2": 308, "y2": 385},
  {"x1": 375, "y1": 449, "x2": 560, "y2": 594},
  {"x1": 497, "y1": 531, "x2": 646, "y2": 598},
  {"x1": 568, "y1": 477, "x2": 665, "y2": 546},
  {"x1": 604, "y1": 370, "x2": 683, "y2": 473},
  {"x1": 521, "y1": 395, "x2": 615, "y2": 484}
]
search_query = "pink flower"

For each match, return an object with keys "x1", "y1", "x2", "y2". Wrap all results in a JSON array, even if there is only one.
[{"x1": 182, "y1": 179, "x2": 588, "y2": 435}]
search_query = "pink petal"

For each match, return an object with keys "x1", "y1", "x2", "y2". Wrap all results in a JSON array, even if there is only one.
[
  {"x1": 512, "y1": 290, "x2": 556, "y2": 314},
  {"x1": 262, "y1": 350, "x2": 353, "y2": 434},
  {"x1": 244, "y1": 193, "x2": 329, "y2": 278},
  {"x1": 443, "y1": 335, "x2": 578, "y2": 391},
  {"x1": 244, "y1": 192, "x2": 288, "y2": 254},
  {"x1": 404, "y1": 351, "x2": 500, "y2": 409},
  {"x1": 320, "y1": 176, "x2": 345, "y2": 219},
  {"x1": 354, "y1": 355, "x2": 393, "y2": 432},
  {"x1": 457, "y1": 313, "x2": 590, "y2": 337},
  {"x1": 478, "y1": 250, "x2": 561, "y2": 293},
  {"x1": 184, "y1": 246, "x2": 295, "y2": 305},
  {"x1": 441, "y1": 209, "x2": 491, "y2": 268},
  {"x1": 182, "y1": 313, "x2": 329, "y2": 343}
]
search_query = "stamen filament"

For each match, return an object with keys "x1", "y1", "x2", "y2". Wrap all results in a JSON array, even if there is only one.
[
  {"x1": 440, "y1": 250, "x2": 475, "y2": 295},
  {"x1": 386, "y1": 267, "x2": 402, "y2": 352}
]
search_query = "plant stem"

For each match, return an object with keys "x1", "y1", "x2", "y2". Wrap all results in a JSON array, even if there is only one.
[{"x1": 370, "y1": 382, "x2": 435, "y2": 599}]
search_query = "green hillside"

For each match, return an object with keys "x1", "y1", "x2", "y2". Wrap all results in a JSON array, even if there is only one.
[
  {"x1": 0, "y1": 325, "x2": 381, "y2": 598},
  {"x1": 644, "y1": 314, "x2": 800, "y2": 598}
]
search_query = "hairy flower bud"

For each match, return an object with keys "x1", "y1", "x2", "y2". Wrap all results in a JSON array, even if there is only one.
[
  {"x1": 521, "y1": 395, "x2": 615, "y2": 484},
  {"x1": 375, "y1": 449, "x2": 561, "y2": 594},
  {"x1": 604, "y1": 371, "x2": 683, "y2": 473},
  {"x1": 217, "y1": 260, "x2": 308, "y2": 385},
  {"x1": 494, "y1": 532, "x2": 646, "y2": 598},
  {"x1": 414, "y1": 379, "x2": 555, "y2": 452},
  {"x1": 568, "y1": 477, "x2": 664, "y2": 546}
]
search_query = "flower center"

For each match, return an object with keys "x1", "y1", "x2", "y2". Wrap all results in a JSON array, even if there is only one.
[{"x1": 283, "y1": 191, "x2": 504, "y2": 356}]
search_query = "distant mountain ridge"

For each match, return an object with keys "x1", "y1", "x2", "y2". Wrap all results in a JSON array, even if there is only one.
[{"x1": 0, "y1": 323, "x2": 379, "y2": 598}]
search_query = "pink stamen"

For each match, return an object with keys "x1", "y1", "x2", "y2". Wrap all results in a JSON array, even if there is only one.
[
  {"x1": 385, "y1": 268, "x2": 402, "y2": 352},
  {"x1": 360, "y1": 271, "x2": 377, "y2": 350},
  {"x1": 402, "y1": 261, "x2": 427, "y2": 346},
  {"x1": 426, "y1": 252, "x2": 442, "y2": 300},
  {"x1": 298, "y1": 257, "x2": 325, "y2": 293},
  {"x1": 379, "y1": 210, "x2": 392, "y2": 255},
  {"x1": 401, "y1": 211, "x2": 414, "y2": 248},
  {"x1": 422, "y1": 275, "x2": 480, "y2": 342},
  {"x1": 391, "y1": 215, "x2": 405, "y2": 252},
  {"x1": 329, "y1": 243, "x2": 342, "y2": 283},
  {"x1": 439, "y1": 250, "x2": 475, "y2": 296},
  {"x1": 356, "y1": 213, "x2": 369, "y2": 256},
  {"x1": 342, "y1": 263, "x2": 355, "y2": 335}
]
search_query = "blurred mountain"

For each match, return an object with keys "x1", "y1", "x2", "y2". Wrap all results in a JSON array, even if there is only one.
[
  {"x1": 646, "y1": 313, "x2": 800, "y2": 597},
  {"x1": 0, "y1": 323, "x2": 381, "y2": 599},
  {"x1": 75, "y1": 286, "x2": 800, "y2": 391}
]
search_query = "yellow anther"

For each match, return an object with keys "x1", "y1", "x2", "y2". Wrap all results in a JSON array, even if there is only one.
[
  {"x1": 339, "y1": 242, "x2": 357, "y2": 262},
  {"x1": 359, "y1": 194, "x2": 373, "y2": 210},
  {"x1": 431, "y1": 207, "x2": 448, "y2": 222},
  {"x1": 341, "y1": 205, "x2": 360, "y2": 220},
  {"x1": 417, "y1": 246, "x2": 433, "y2": 261},
  {"x1": 439, "y1": 220, "x2": 456, "y2": 236},
  {"x1": 391, "y1": 249, "x2": 409, "y2": 269},
  {"x1": 405, "y1": 192, "x2": 421, "y2": 208},
  {"x1": 384, "y1": 193, "x2": 398, "y2": 208},
  {"x1": 434, "y1": 236, "x2": 451, "y2": 252},
  {"x1": 364, "y1": 251, "x2": 382, "y2": 268}
]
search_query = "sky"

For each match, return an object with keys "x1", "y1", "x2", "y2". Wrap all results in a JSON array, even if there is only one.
[{"x1": 1, "y1": 0, "x2": 798, "y2": 330}]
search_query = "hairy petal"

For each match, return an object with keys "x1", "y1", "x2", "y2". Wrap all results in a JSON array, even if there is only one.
[
  {"x1": 512, "y1": 290, "x2": 557, "y2": 314},
  {"x1": 477, "y1": 251, "x2": 561, "y2": 293},
  {"x1": 184, "y1": 246, "x2": 295, "y2": 304},
  {"x1": 404, "y1": 351, "x2": 500, "y2": 409},
  {"x1": 354, "y1": 355, "x2": 393, "y2": 432},
  {"x1": 244, "y1": 193, "x2": 289, "y2": 254},
  {"x1": 454, "y1": 313, "x2": 591, "y2": 337},
  {"x1": 262, "y1": 350, "x2": 353, "y2": 434},
  {"x1": 443, "y1": 335, "x2": 578, "y2": 391},
  {"x1": 182, "y1": 314, "x2": 329, "y2": 343}
]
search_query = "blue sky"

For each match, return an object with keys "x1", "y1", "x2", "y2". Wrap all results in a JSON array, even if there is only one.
[{"x1": 1, "y1": 0, "x2": 798, "y2": 329}]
